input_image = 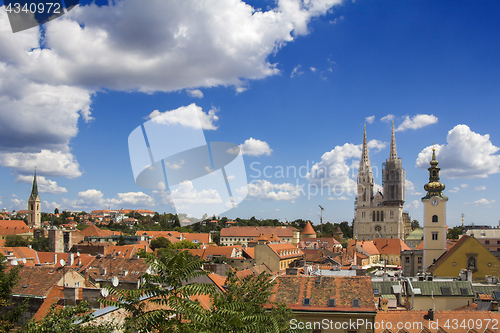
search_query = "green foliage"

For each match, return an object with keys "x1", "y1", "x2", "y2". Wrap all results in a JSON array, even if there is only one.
[
  {"x1": 447, "y1": 226, "x2": 464, "y2": 239},
  {"x1": 411, "y1": 220, "x2": 420, "y2": 230},
  {"x1": 170, "y1": 240, "x2": 198, "y2": 249},
  {"x1": 99, "y1": 251, "x2": 215, "y2": 332},
  {"x1": 339, "y1": 221, "x2": 353, "y2": 239},
  {"x1": 4, "y1": 235, "x2": 29, "y2": 247},
  {"x1": 19, "y1": 301, "x2": 116, "y2": 333},
  {"x1": 195, "y1": 272, "x2": 304, "y2": 333},
  {"x1": 116, "y1": 235, "x2": 126, "y2": 246},
  {"x1": 54, "y1": 208, "x2": 59, "y2": 214},
  {"x1": 30, "y1": 237, "x2": 50, "y2": 252},
  {"x1": 150, "y1": 236, "x2": 171, "y2": 251},
  {"x1": 0, "y1": 254, "x2": 24, "y2": 332}
]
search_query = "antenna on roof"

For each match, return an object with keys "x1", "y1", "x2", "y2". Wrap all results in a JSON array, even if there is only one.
[
  {"x1": 319, "y1": 205, "x2": 324, "y2": 234},
  {"x1": 112, "y1": 276, "x2": 119, "y2": 287}
]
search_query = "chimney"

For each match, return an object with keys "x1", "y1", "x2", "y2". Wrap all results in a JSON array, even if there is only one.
[
  {"x1": 54, "y1": 253, "x2": 57, "y2": 265},
  {"x1": 69, "y1": 253, "x2": 74, "y2": 266},
  {"x1": 427, "y1": 309, "x2": 434, "y2": 321}
]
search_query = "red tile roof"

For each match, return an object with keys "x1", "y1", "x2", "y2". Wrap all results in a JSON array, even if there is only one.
[
  {"x1": 301, "y1": 222, "x2": 316, "y2": 235},
  {"x1": 220, "y1": 226, "x2": 298, "y2": 238},
  {"x1": 268, "y1": 276, "x2": 376, "y2": 312},
  {"x1": 0, "y1": 220, "x2": 31, "y2": 236},
  {"x1": 267, "y1": 243, "x2": 303, "y2": 259},
  {"x1": 373, "y1": 239, "x2": 410, "y2": 254}
]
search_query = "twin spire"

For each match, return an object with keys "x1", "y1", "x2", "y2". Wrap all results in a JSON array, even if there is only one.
[
  {"x1": 390, "y1": 120, "x2": 397, "y2": 160},
  {"x1": 30, "y1": 168, "x2": 39, "y2": 199}
]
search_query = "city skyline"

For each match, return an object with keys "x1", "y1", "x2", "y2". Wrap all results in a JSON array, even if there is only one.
[{"x1": 1, "y1": 0, "x2": 500, "y2": 227}]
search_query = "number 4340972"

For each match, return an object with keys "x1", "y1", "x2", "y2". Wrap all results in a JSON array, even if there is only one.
[{"x1": 5, "y1": 2, "x2": 61, "y2": 15}]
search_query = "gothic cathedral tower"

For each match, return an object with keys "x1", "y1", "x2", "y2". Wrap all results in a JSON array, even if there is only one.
[
  {"x1": 422, "y1": 147, "x2": 448, "y2": 270},
  {"x1": 354, "y1": 122, "x2": 406, "y2": 240},
  {"x1": 27, "y1": 170, "x2": 41, "y2": 229}
]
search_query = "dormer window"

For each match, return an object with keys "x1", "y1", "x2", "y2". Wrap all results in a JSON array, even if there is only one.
[
  {"x1": 303, "y1": 298, "x2": 311, "y2": 306},
  {"x1": 352, "y1": 299, "x2": 360, "y2": 307}
]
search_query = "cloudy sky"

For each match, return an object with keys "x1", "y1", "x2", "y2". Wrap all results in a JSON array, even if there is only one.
[{"x1": 1, "y1": 0, "x2": 500, "y2": 227}]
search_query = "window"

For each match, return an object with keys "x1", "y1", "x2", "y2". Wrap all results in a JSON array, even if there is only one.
[
  {"x1": 373, "y1": 289, "x2": 379, "y2": 295},
  {"x1": 468, "y1": 257, "x2": 477, "y2": 271},
  {"x1": 327, "y1": 298, "x2": 336, "y2": 307},
  {"x1": 303, "y1": 298, "x2": 311, "y2": 306},
  {"x1": 485, "y1": 240, "x2": 490, "y2": 245},
  {"x1": 381, "y1": 211, "x2": 384, "y2": 222},
  {"x1": 352, "y1": 299, "x2": 360, "y2": 307},
  {"x1": 377, "y1": 211, "x2": 380, "y2": 221},
  {"x1": 375, "y1": 225, "x2": 381, "y2": 232},
  {"x1": 432, "y1": 232, "x2": 438, "y2": 240},
  {"x1": 405, "y1": 257, "x2": 410, "y2": 264},
  {"x1": 460, "y1": 288, "x2": 469, "y2": 295},
  {"x1": 373, "y1": 211, "x2": 376, "y2": 222},
  {"x1": 417, "y1": 257, "x2": 422, "y2": 264},
  {"x1": 432, "y1": 215, "x2": 438, "y2": 222},
  {"x1": 440, "y1": 287, "x2": 452, "y2": 295}
]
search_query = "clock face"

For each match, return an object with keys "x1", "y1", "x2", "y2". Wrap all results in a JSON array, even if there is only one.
[{"x1": 431, "y1": 198, "x2": 439, "y2": 206}]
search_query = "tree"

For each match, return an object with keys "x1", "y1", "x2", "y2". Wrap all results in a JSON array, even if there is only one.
[
  {"x1": 196, "y1": 271, "x2": 304, "y2": 333},
  {"x1": 4, "y1": 235, "x2": 29, "y2": 247},
  {"x1": 100, "y1": 251, "x2": 215, "y2": 332},
  {"x1": 411, "y1": 220, "x2": 420, "y2": 230},
  {"x1": 339, "y1": 221, "x2": 353, "y2": 239},
  {"x1": 116, "y1": 235, "x2": 126, "y2": 246},
  {"x1": 447, "y1": 226, "x2": 463, "y2": 240},
  {"x1": 30, "y1": 237, "x2": 50, "y2": 252},
  {"x1": 150, "y1": 236, "x2": 171, "y2": 251},
  {"x1": 54, "y1": 208, "x2": 59, "y2": 214},
  {"x1": 170, "y1": 240, "x2": 198, "y2": 250},
  {"x1": 19, "y1": 301, "x2": 116, "y2": 333},
  {"x1": 0, "y1": 253, "x2": 24, "y2": 332}
]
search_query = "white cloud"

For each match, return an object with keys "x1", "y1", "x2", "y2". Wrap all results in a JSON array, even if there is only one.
[
  {"x1": 60, "y1": 189, "x2": 156, "y2": 209},
  {"x1": 14, "y1": 0, "x2": 342, "y2": 92},
  {"x1": 367, "y1": 139, "x2": 386, "y2": 153},
  {"x1": 310, "y1": 67, "x2": 317, "y2": 72},
  {"x1": 461, "y1": 184, "x2": 468, "y2": 188},
  {"x1": 236, "y1": 138, "x2": 273, "y2": 156},
  {"x1": 448, "y1": 187, "x2": 460, "y2": 193},
  {"x1": 381, "y1": 114, "x2": 395, "y2": 122},
  {"x1": 395, "y1": 114, "x2": 438, "y2": 132},
  {"x1": 475, "y1": 186, "x2": 486, "y2": 191},
  {"x1": 415, "y1": 125, "x2": 500, "y2": 178},
  {"x1": 10, "y1": 198, "x2": 26, "y2": 210},
  {"x1": 15, "y1": 174, "x2": 67, "y2": 194},
  {"x1": 0, "y1": 150, "x2": 82, "y2": 178},
  {"x1": 187, "y1": 89, "x2": 204, "y2": 98},
  {"x1": 365, "y1": 115, "x2": 375, "y2": 124},
  {"x1": 405, "y1": 179, "x2": 422, "y2": 195},
  {"x1": 170, "y1": 181, "x2": 222, "y2": 207},
  {"x1": 307, "y1": 139, "x2": 386, "y2": 195},
  {"x1": 165, "y1": 160, "x2": 185, "y2": 170},
  {"x1": 472, "y1": 198, "x2": 495, "y2": 206},
  {"x1": 405, "y1": 200, "x2": 420, "y2": 210},
  {"x1": 148, "y1": 104, "x2": 218, "y2": 130},
  {"x1": 43, "y1": 201, "x2": 60, "y2": 211},
  {"x1": 0, "y1": 0, "x2": 343, "y2": 175},
  {"x1": 328, "y1": 196, "x2": 348, "y2": 200},
  {"x1": 291, "y1": 65, "x2": 304, "y2": 78},
  {"x1": 246, "y1": 179, "x2": 302, "y2": 201}
]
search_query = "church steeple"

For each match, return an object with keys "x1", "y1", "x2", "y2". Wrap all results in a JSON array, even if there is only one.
[
  {"x1": 27, "y1": 169, "x2": 41, "y2": 229},
  {"x1": 423, "y1": 146, "x2": 447, "y2": 199},
  {"x1": 358, "y1": 124, "x2": 374, "y2": 184},
  {"x1": 30, "y1": 169, "x2": 39, "y2": 199},
  {"x1": 390, "y1": 120, "x2": 397, "y2": 160},
  {"x1": 357, "y1": 124, "x2": 374, "y2": 207}
]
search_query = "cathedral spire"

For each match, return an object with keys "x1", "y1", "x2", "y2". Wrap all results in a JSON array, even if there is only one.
[
  {"x1": 390, "y1": 120, "x2": 397, "y2": 160},
  {"x1": 358, "y1": 124, "x2": 373, "y2": 183},
  {"x1": 31, "y1": 169, "x2": 39, "y2": 198}
]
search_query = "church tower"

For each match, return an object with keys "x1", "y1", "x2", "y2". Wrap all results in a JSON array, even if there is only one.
[
  {"x1": 354, "y1": 123, "x2": 406, "y2": 240},
  {"x1": 27, "y1": 170, "x2": 41, "y2": 229},
  {"x1": 422, "y1": 147, "x2": 448, "y2": 270},
  {"x1": 382, "y1": 121, "x2": 405, "y2": 204}
]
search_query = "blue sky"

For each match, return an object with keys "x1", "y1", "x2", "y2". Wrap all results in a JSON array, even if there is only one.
[{"x1": 1, "y1": 0, "x2": 500, "y2": 227}]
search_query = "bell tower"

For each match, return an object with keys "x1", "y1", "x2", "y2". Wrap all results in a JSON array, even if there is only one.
[
  {"x1": 27, "y1": 170, "x2": 41, "y2": 229},
  {"x1": 422, "y1": 147, "x2": 448, "y2": 270},
  {"x1": 354, "y1": 124, "x2": 374, "y2": 239}
]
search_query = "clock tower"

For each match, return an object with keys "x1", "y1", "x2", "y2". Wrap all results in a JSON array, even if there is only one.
[{"x1": 422, "y1": 147, "x2": 448, "y2": 270}]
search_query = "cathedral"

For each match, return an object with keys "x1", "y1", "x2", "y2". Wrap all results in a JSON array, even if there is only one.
[{"x1": 353, "y1": 122, "x2": 408, "y2": 240}]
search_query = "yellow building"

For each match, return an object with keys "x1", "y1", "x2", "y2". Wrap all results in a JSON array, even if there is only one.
[
  {"x1": 421, "y1": 147, "x2": 448, "y2": 270},
  {"x1": 429, "y1": 234, "x2": 500, "y2": 280}
]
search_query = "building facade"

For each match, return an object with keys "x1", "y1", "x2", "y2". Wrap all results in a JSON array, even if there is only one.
[
  {"x1": 354, "y1": 122, "x2": 406, "y2": 240},
  {"x1": 422, "y1": 147, "x2": 448, "y2": 270}
]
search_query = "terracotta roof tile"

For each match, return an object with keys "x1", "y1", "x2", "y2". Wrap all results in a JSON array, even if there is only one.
[
  {"x1": 373, "y1": 239, "x2": 410, "y2": 254},
  {"x1": 301, "y1": 222, "x2": 316, "y2": 235},
  {"x1": 87, "y1": 257, "x2": 149, "y2": 283},
  {"x1": 268, "y1": 276, "x2": 376, "y2": 312},
  {"x1": 220, "y1": 226, "x2": 298, "y2": 238}
]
